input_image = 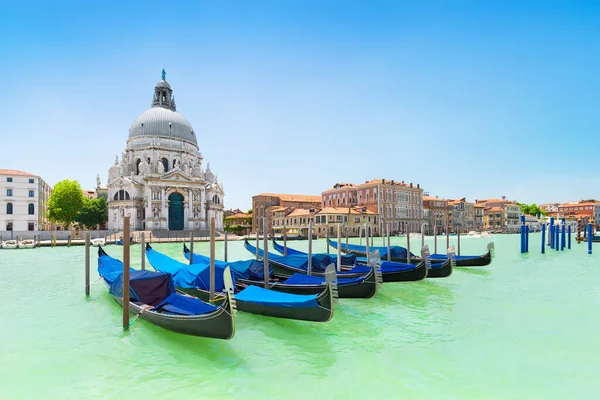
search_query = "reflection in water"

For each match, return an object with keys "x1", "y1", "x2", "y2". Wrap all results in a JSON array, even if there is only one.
[{"x1": 454, "y1": 267, "x2": 491, "y2": 277}]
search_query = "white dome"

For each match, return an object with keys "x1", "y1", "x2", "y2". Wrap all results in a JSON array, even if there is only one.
[{"x1": 128, "y1": 107, "x2": 197, "y2": 146}]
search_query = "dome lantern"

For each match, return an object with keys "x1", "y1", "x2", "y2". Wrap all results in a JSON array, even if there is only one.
[{"x1": 152, "y1": 69, "x2": 176, "y2": 111}]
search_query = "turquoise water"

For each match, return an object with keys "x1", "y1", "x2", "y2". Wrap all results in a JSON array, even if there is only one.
[{"x1": 1, "y1": 234, "x2": 598, "y2": 399}]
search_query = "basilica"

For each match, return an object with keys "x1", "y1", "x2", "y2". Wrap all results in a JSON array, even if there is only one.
[{"x1": 106, "y1": 71, "x2": 224, "y2": 231}]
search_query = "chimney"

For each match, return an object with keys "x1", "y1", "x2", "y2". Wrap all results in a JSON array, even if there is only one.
[
  {"x1": 382, "y1": 178, "x2": 385, "y2": 184},
  {"x1": 410, "y1": 183, "x2": 413, "y2": 188},
  {"x1": 417, "y1": 184, "x2": 420, "y2": 189},
  {"x1": 365, "y1": 180, "x2": 368, "y2": 184},
  {"x1": 391, "y1": 180, "x2": 394, "y2": 185}
]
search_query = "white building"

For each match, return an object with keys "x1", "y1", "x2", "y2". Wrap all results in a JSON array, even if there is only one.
[
  {"x1": 106, "y1": 71, "x2": 225, "y2": 232},
  {"x1": 0, "y1": 169, "x2": 52, "y2": 233}
]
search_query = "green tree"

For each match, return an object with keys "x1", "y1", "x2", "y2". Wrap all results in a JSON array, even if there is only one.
[
  {"x1": 247, "y1": 209, "x2": 252, "y2": 214},
  {"x1": 517, "y1": 203, "x2": 547, "y2": 217},
  {"x1": 76, "y1": 197, "x2": 108, "y2": 229},
  {"x1": 47, "y1": 179, "x2": 85, "y2": 229}
]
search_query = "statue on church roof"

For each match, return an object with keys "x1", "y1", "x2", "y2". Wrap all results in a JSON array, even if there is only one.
[
  {"x1": 162, "y1": 69, "x2": 166, "y2": 81},
  {"x1": 96, "y1": 174, "x2": 101, "y2": 187}
]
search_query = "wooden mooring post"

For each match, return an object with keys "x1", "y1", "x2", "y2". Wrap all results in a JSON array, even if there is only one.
[
  {"x1": 140, "y1": 233, "x2": 145, "y2": 270},
  {"x1": 85, "y1": 231, "x2": 90, "y2": 297},
  {"x1": 189, "y1": 232, "x2": 194, "y2": 265},
  {"x1": 209, "y1": 217, "x2": 216, "y2": 301},
  {"x1": 122, "y1": 217, "x2": 131, "y2": 330}
]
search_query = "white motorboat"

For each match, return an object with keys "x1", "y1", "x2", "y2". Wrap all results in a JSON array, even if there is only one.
[
  {"x1": 2, "y1": 240, "x2": 18, "y2": 249},
  {"x1": 18, "y1": 239, "x2": 36, "y2": 249}
]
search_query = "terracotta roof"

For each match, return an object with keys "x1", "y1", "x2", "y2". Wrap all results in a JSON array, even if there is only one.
[
  {"x1": 474, "y1": 204, "x2": 486, "y2": 208},
  {"x1": 287, "y1": 208, "x2": 313, "y2": 217},
  {"x1": 486, "y1": 207, "x2": 505, "y2": 212},
  {"x1": 0, "y1": 169, "x2": 36, "y2": 177},
  {"x1": 268, "y1": 206, "x2": 289, "y2": 212},
  {"x1": 254, "y1": 193, "x2": 321, "y2": 203},
  {"x1": 560, "y1": 202, "x2": 596, "y2": 207},
  {"x1": 423, "y1": 195, "x2": 447, "y2": 201},
  {"x1": 225, "y1": 212, "x2": 251, "y2": 219}
]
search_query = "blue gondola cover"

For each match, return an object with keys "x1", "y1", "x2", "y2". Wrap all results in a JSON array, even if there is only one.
[{"x1": 234, "y1": 285, "x2": 319, "y2": 308}]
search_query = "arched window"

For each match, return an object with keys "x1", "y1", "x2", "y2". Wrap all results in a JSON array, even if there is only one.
[
  {"x1": 173, "y1": 159, "x2": 176, "y2": 169},
  {"x1": 162, "y1": 158, "x2": 169, "y2": 172},
  {"x1": 136, "y1": 159, "x2": 141, "y2": 175},
  {"x1": 113, "y1": 190, "x2": 131, "y2": 201},
  {"x1": 28, "y1": 203, "x2": 34, "y2": 215},
  {"x1": 6, "y1": 203, "x2": 13, "y2": 214}
]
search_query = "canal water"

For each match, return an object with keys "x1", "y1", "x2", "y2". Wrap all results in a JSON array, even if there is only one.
[{"x1": 0, "y1": 234, "x2": 598, "y2": 399}]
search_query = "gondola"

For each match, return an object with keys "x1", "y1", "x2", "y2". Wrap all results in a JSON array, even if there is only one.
[
  {"x1": 268, "y1": 239, "x2": 429, "y2": 282},
  {"x1": 272, "y1": 239, "x2": 357, "y2": 265},
  {"x1": 146, "y1": 244, "x2": 334, "y2": 322},
  {"x1": 243, "y1": 240, "x2": 378, "y2": 298},
  {"x1": 327, "y1": 239, "x2": 494, "y2": 267},
  {"x1": 184, "y1": 243, "x2": 327, "y2": 296},
  {"x1": 97, "y1": 246, "x2": 235, "y2": 339},
  {"x1": 184, "y1": 243, "x2": 375, "y2": 297}
]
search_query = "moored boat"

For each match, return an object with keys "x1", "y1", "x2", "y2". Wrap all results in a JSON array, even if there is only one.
[
  {"x1": 184, "y1": 243, "x2": 328, "y2": 296},
  {"x1": 147, "y1": 244, "x2": 334, "y2": 322},
  {"x1": 243, "y1": 240, "x2": 378, "y2": 298},
  {"x1": 2, "y1": 240, "x2": 18, "y2": 249},
  {"x1": 98, "y1": 247, "x2": 235, "y2": 339},
  {"x1": 271, "y1": 239, "x2": 428, "y2": 282},
  {"x1": 18, "y1": 239, "x2": 36, "y2": 249},
  {"x1": 328, "y1": 239, "x2": 493, "y2": 267}
]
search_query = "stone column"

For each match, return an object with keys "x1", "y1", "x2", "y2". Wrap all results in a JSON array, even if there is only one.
[
  {"x1": 188, "y1": 188, "x2": 193, "y2": 228},
  {"x1": 161, "y1": 187, "x2": 166, "y2": 229},
  {"x1": 146, "y1": 185, "x2": 152, "y2": 229}
]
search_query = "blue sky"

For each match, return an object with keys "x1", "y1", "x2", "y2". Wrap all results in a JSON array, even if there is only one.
[{"x1": 2, "y1": 1, "x2": 599, "y2": 210}]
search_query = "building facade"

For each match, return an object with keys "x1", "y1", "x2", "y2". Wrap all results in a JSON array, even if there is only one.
[
  {"x1": 270, "y1": 206, "x2": 378, "y2": 239},
  {"x1": 252, "y1": 193, "x2": 321, "y2": 233},
  {"x1": 321, "y1": 178, "x2": 424, "y2": 235},
  {"x1": 484, "y1": 207, "x2": 506, "y2": 231},
  {"x1": 477, "y1": 198, "x2": 522, "y2": 233},
  {"x1": 474, "y1": 204, "x2": 485, "y2": 230},
  {"x1": 224, "y1": 211, "x2": 252, "y2": 236},
  {"x1": 423, "y1": 196, "x2": 448, "y2": 234},
  {"x1": 0, "y1": 169, "x2": 51, "y2": 232},
  {"x1": 107, "y1": 72, "x2": 224, "y2": 232}
]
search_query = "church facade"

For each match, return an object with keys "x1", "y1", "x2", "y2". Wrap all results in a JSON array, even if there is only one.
[{"x1": 106, "y1": 72, "x2": 224, "y2": 232}]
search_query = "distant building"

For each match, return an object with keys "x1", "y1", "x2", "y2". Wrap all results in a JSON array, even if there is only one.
[
  {"x1": 557, "y1": 201, "x2": 600, "y2": 229},
  {"x1": 423, "y1": 196, "x2": 448, "y2": 235},
  {"x1": 321, "y1": 178, "x2": 424, "y2": 234},
  {"x1": 83, "y1": 190, "x2": 97, "y2": 199},
  {"x1": 106, "y1": 72, "x2": 224, "y2": 232},
  {"x1": 0, "y1": 169, "x2": 52, "y2": 232},
  {"x1": 484, "y1": 207, "x2": 506, "y2": 232},
  {"x1": 270, "y1": 205, "x2": 378, "y2": 238},
  {"x1": 252, "y1": 193, "x2": 321, "y2": 233},
  {"x1": 477, "y1": 197, "x2": 522, "y2": 233},
  {"x1": 223, "y1": 211, "x2": 252, "y2": 236},
  {"x1": 474, "y1": 204, "x2": 485, "y2": 230}
]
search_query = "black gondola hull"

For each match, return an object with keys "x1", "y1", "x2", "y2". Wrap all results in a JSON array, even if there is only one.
[
  {"x1": 181, "y1": 287, "x2": 334, "y2": 322},
  {"x1": 426, "y1": 259, "x2": 453, "y2": 278},
  {"x1": 110, "y1": 293, "x2": 235, "y2": 339},
  {"x1": 381, "y1": 261, "x2": 428, "y2": 282}
]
